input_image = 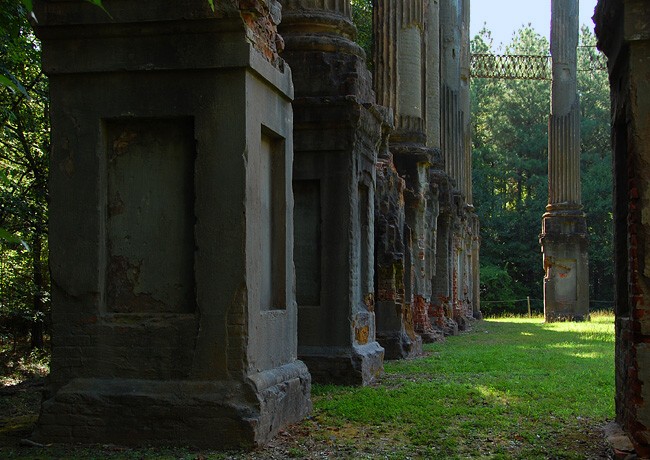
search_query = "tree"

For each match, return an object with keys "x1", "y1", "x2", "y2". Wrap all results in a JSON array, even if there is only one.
[
  {"x1": 351, "y1": 0, "x2": 373, "y2": 67},
  {"x1": 0, "y1": 0, "x2": 50, "y2": 349}
]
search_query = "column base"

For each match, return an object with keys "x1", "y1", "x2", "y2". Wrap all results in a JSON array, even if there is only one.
[
  {"x1": 541, "y1": 212, "x2": 589, "y2": 324},
  {"x1": 32, "y1": 362, "x2": 312, "y2": 449},
  {"x1": 377, "y1": 331, "x2": 423, "y2": 360},
  {"x1": 435, "y1": 317, "x2": 460, "y2": 336},
  {"x1": 299, "y1": 342, "x2": 384, "y2": 386},
  {"x1": 545, "y1": 312, "x2": 589, "y2": 322}
]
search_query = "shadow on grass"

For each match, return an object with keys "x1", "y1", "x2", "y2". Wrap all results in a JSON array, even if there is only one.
[{"x1": 0, "y1": 318, "x2": 614, "y2": 459}]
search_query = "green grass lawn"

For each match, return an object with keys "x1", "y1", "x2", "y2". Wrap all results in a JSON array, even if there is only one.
[
  {"x1": 309, "y1": 314, "x2": 614, "y2": 459},
  {"x1": 0, "y1": 315, "x2": 614, "y2": 459}
]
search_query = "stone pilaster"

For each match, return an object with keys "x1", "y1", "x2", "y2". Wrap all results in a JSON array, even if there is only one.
[
  {"x1": 541, "y1": 0, "x2": 589, "y2": 322},
  {"x1": 32, "y1": 0, "x2": 311, "y2": 448},
  {"x1": 280, "y1": 0, "x2": 385, "y2": 385}
]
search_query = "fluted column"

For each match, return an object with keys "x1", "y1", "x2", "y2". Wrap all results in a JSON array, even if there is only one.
[
  {"x1": 374, "y1": 0, "x2": 426, "y2": 142},
  {"x1": 283, "y1": 0, "x2": 351, "y2": 17},
  {"x1": 440, "y1": 0, "x2": 463, "y2": 191},
  {"x1": 541, "y1": 0, "x2": 589, "y2": 322},
  {"x1": 425, "y1": 0, "x2": 441, "y2": 151},
  {"x1": 460, "y1": 0, "x2": 472, "y2": 204},
  {"x1": 549, "y1": 0, "x2": 581, "y2": 207}
]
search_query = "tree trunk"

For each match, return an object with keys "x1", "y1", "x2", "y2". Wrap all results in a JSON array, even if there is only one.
[{"x1": 30, "y1": 228, "x2": 44, "y2": 349}]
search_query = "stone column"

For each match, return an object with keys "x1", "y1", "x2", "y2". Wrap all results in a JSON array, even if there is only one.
[
  {"x1": 540, "y1": 0, "x2": 589, "y2": 322},
  {"x1": 438, "y1": 0, "x2": 478, "y2": 325},
  {"x1": 280, "y1": 0, "x2": 385, "y2": 385},
  {"x1": 426, "y1": 0, "x2": 441, "y2": 152},
  {"x1": 32, "y1": 0, "x2": 311, "y2": 448},
  {"x1": 460, "y1": 0, "x2": 472, "y2": 203},
  {"x1": 471, "y1": 215, "x2": 482, "y2": 319},
  {"x1": 440, "y1": 0, "x2": 463, "y2": 191},
  {"x1": 459, "y1": 0, "x2": 480, "y2": 319},
  {"x1": 374, "y1": 0, "x2": 443, "y2": 344}
]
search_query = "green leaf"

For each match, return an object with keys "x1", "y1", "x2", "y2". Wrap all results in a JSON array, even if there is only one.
[
  {"x1": 0, "y1": 74, "x2": 29, "y2": 99},
  {"x1": 21, "y1": 0, "x2": 33, "y2": 12},
  {"x1": 207, "y1": 0, "x2": 215, "y2": 11},
  {"x1": 0, "y1": 228, "x2": 30, "y2": 251},
  {"x1": 84, "y1": 0, "x2": 113, "y2": 19}
]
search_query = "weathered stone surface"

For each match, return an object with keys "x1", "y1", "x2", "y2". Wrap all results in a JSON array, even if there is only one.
[
  {"x1": 438, "y1": 0, "x2": 478, "y2": 325},
  {"x1": 33, "y1": 0, "x2": 486, "y2": 447},
  {"x1": 34, "y1": 0, "x2": 311, "y2": 447},
  {"x1": 596, "y1": 0, "x2": 650, "y2": 455},
  {"x1": 373, "y1": 0, "x2": 469, "y2": 350},
  {"x1": 375, "y1": 156, "x2": 425, "y2": 358},
  {"x1": 34, "y1": 363, "x2": 311, "y2": 448}
]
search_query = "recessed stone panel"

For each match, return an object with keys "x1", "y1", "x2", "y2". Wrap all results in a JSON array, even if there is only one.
[
  {"x1": 260, "y1": 132, "x2": 287, "y2": 310},
  {"x1": 552, "y1": 258, "x2": 577, "y2": 303},
  {"x1": 294, "y1": 180, "x2": 321, "y2": 307},
  {"x1": 106, "y1": 118, "x2": 196, "y2": 314}
]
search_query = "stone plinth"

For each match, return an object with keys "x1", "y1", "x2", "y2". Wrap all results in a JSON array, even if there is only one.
[
  {"x1": 541, "y1": 210, "x2": 590, "y2": 321},
  {"x1": 280, "y1": 1, "x2": 385, "y2": 385},
  {"x1": 33, "y1": 0, "x2": 311, "y2": 447}
]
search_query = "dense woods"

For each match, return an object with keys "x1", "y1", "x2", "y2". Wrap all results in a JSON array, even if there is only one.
[{"x1": 0, "y1": 1, "x2": 49, "y2": 352}]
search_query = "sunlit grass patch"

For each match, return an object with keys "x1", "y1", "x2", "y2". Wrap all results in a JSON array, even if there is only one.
[{"x1": 311, "y1": 315, "x2": 615, "y2": 459}]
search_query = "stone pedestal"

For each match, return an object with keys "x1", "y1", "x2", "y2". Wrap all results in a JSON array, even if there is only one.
[
  {"x1": 541, "y1": 211, "x2": 589, "y2": 321},
  {"x1": 33, "y1": 0, "x2": 311, "y2": 447},
  {"x1": 280, "y1": 0, "x2": 384, "y2": 385}
]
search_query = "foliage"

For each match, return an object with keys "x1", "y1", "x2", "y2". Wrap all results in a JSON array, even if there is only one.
[
  {"x1": 472, "y1": 26, "x2": 613, "y2": 310},
  {"x1": 479, "y1": 263, "x2": 531, "y2": 315},
  {"x1": 0, "y1": 0, "x2": 49, "y2": 350},
  {"x1": 351, "y1": 0, "x2": 373, "y2": 67}
]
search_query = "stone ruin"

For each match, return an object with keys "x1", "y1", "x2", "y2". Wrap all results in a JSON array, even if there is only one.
[
  {"x1": 32, "y1": 0, "x2": 480, "y2": 448},
  {"x1": 595, "y1": 0, "x2": 650, "y2": 456}
]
